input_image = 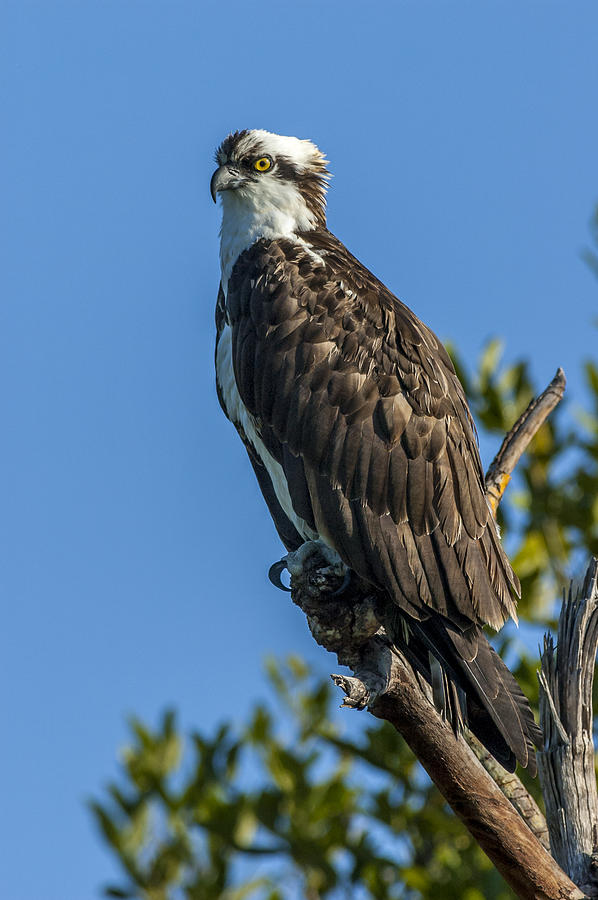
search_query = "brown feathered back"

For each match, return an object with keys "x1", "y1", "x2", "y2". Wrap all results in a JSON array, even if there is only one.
[
  {"x1": 216, "y1": 227, "x2": 542, "y2": 773},
  {"x1": 224, "y1": 231, "x2": 519, "y2": 630}
]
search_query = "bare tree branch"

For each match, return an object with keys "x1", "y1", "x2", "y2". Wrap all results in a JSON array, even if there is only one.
[
  {"x1": 466, "y1": 369, "x2": 570, "y2": 847},
  {"x1": 291, "y1": 564, "x2": 584, "y2": 900},
  {"x1": 538, "y1": 559, "x2": 598, "y2": 897},
  {"x1": 486, "y1": 367, "x2": 566, "y2": 514},
  {"x1": 465, "y1": 731, "x2": 551, "y2": 852}
]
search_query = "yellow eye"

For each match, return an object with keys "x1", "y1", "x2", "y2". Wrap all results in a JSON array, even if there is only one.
[{"x1": 253, "y1": 156, "x2": 272, "y2": 172}]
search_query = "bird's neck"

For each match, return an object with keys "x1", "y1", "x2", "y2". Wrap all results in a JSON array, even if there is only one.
[{"x1": 218, "y1": 191, "x2": 318, "y2": 291}]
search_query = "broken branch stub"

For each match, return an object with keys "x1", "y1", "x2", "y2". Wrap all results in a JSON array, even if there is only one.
[
  {"x1": 485, "y1": 367, "x2": 566, "y2": 514},
  {"x1": 538, "y1": 559, "x2": 598, "y2": 896}
]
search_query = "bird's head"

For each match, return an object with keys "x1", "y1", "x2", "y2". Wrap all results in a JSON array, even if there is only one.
[{"x1": 211, "y1": 129, "x2": 330, "y2": 231}]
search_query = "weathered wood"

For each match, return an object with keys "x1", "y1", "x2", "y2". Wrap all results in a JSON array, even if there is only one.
[
  {"x1": 474, "y1": 369, "x2": 568, "y2": 846},
  {"x1": 290, "y1": 558, "x2": 585, "y2": 900},
  {"x1": 538, "y1": 559, "x2": 598, "y2": 896},
  {"x1": 340, "y1": 647, "x2": 584, "y2": 900},
  {"x1": 465, "y1": 731, "x2": 551, "y2": 852}
]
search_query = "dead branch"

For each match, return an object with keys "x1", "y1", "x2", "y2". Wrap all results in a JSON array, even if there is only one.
[
  {"x1": 465, "y1": 731, "x2": 551, "y2": 852},
  {"x1": 291, "y1": 560, "x2": 584, "y2": 900},
  {"x1": 486, "y1": 367, "x2": 566, "y2": 514},
  {"x1": 469, "y1": 370, "x2": 570, "y2": 846},
  {"x1": 538, "y1": 559, "x2": 598, "y2": 896}
]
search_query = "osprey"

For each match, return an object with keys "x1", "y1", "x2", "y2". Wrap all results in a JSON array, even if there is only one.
[{"x1": 211, "y1": 129, "x2": 541, "y2": 773}]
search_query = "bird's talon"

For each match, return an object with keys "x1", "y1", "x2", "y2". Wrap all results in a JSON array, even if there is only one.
[{"x1": 268, "y1": 558, "x2": 291, "y2": 592}]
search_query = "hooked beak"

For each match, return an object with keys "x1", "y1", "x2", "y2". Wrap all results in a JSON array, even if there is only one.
[{"x1": 210, "y1": 165, "x2": 248, "y2": 203}]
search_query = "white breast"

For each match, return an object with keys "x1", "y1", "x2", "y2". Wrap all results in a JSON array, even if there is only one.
[
  {"x1": 218, "y1": 181, "x2": 321, "y2": 291},
  {"x1": 216, "y1": 322, "x2": 318, "y2": 543}
]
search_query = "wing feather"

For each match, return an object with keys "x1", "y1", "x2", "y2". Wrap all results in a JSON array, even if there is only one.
[{"x1": 224, "y1": 234, "x2": 519, "y2": 629}]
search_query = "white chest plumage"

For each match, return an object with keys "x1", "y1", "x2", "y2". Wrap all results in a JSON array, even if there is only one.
[
  {"x1": 217, "y1": 167, "x2": 321, "y2": 290},
  {"x1": 215, "y1": 159, "x2": 325, "y2": 544}
]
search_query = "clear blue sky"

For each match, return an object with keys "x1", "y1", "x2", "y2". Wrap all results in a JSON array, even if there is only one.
[{"x1": 2, "y1": 1, "x2": 597, "y2": 897}]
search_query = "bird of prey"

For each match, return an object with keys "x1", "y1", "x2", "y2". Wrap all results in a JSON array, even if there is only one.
[{"x1": 211, "y1": 129, "x2": 542, "y2": 774}]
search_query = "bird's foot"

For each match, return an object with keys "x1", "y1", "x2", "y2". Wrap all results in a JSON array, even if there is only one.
[
  {"x1": 287, "y1": 540, "x2": 347, "y2": 579},
  {"x1": 269, "y1": 540, "x2": 351, "y2": 596}
]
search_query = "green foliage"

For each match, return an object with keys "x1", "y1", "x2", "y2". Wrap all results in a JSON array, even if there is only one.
[
  {"x1": 93, "y1": 218, "x2": 598, "y2": 898},
  {"x1": 92, "y1": 659, "x2": 514, "y2": 900},
  {"x1": 451, "y1": 338, "x2": 598, "y2": 621}
]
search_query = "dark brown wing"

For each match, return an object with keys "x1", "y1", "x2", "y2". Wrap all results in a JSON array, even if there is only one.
[
  {"x1": 220, "y1": 233, "x2": 543, "y2": 772},
  {"x1": 216, "y1": 282, "x2": 305, "y2": 553},
  {"x1": 225, "y1": 232, "x2": 519, "y2": 631}
]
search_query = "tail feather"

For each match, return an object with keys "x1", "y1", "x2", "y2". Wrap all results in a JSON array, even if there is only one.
[
  {"x1": 487, "y1": 643, "x2": 543, "y2": 770},
  {"x1": 386, "y1": 608, "x2": 542, "y2": 775}
]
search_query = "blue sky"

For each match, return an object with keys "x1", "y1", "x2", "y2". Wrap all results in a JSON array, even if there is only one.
[{"x1": 2, "y1": 1, "x2": 598, "y2": 897}]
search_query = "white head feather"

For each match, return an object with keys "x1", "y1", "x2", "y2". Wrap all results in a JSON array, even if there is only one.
[{"x1": 214, "y1": 130, "x2": 329, "y2": 289}]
